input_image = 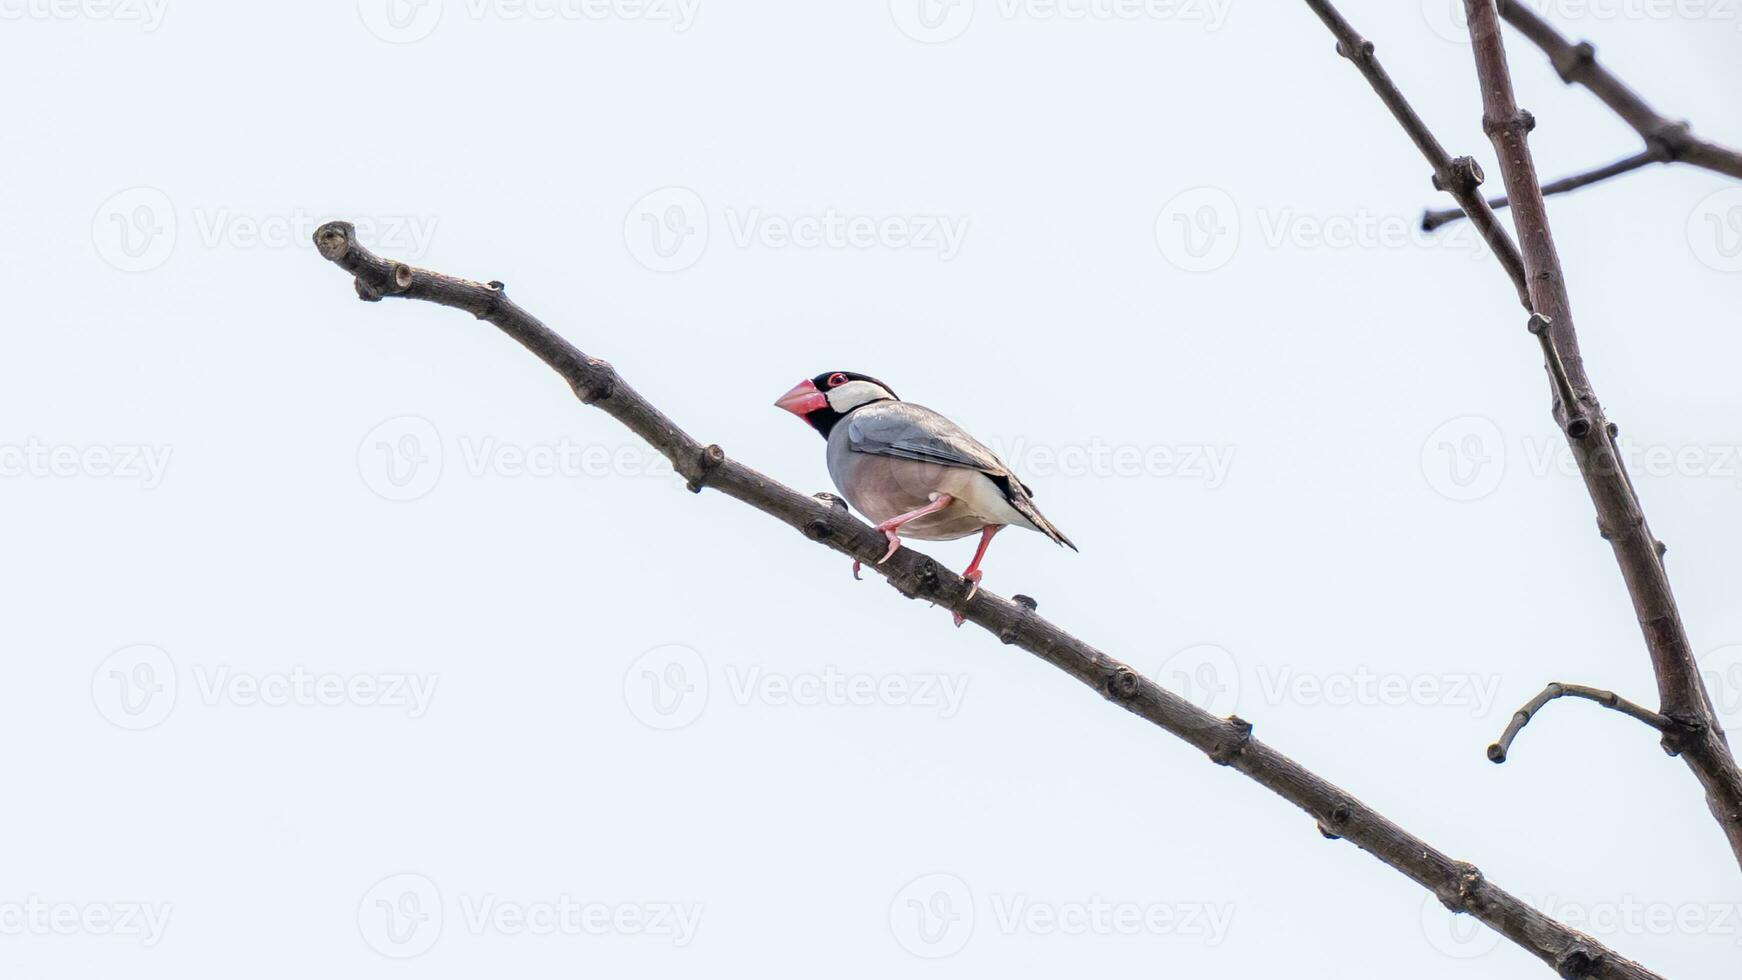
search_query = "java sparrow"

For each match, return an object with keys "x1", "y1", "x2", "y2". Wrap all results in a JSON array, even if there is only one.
[{"x1": 776, "y1": 371, "x2": 1075, "y2": 622}]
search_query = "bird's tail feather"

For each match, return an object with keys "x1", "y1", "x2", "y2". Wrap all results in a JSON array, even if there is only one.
[{"x1": 1011, "y1": 494, "x2": 1077, "y2": 552}]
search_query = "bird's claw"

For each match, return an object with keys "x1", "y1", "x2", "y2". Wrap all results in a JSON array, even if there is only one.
[
  {"x1": 954, "y1": 569, "x2": 983, "y2": 627},
  {"x1": 877, "y1": 530, "x2": 902, "y2": 564},
  {"x1": 851, "y1": 559, "x2": 862, "y2": 580}
]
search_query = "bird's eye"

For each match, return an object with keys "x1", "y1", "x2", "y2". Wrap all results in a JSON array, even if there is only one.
[{"x1": 827, "y1": 373, "x2": 848, "y2": 388}]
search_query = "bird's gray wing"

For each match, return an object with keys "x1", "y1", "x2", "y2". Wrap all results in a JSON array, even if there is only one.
[
  {"x1": 844, "y1": 402, "x2": 1018, "y2": 481},
  {"x1": 847, "y1": 401, "x2": 1071, "y2": 548}
]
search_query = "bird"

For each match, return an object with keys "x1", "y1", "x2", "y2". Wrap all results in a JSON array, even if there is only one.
[{"x1": 775, "y1": 371, "x2": 1075, "y2": 623}]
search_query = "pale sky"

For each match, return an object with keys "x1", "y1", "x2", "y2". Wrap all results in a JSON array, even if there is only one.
[{"x1": 4, "y1": 1, "x2": 1741, "y2": 977}]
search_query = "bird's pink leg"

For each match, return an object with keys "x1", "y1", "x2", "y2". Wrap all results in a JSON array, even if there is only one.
[
  {"x1": 873, "y1": 494, "x2": 955, "y2": 564},
  {"x1": 962, "y1": 524, "x2": 1001, "y2": 595},
  {"x1": 955, "y1": 524, "x2": 1003, "y2": 624}
]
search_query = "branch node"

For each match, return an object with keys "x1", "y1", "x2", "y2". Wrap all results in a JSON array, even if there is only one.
[
  {"x1": 573, "y1": 369, "x2": 618, "y2": 405},
  {"x1": 1658, "y1": 712, "x2": 1707, "y2": 757},
  {"x1": 917, "y1": 557, "x2": 941, "y2": 587},
  {"x1": 1208, "y1": 716, "x2": 1253, "y2": 766},
  {"x1": 1483, "y1": 111, "x2": 1536, "y2": 138},
  {"x1": 803, "y1": 518, "x2": 831, "y2": 541},
  {"x1": 1551, "y1": 40, "x2": 1597, "y2": 85},
  {"x1": 1433, "y1": 156, "x2": 1486, "y2": 194},
  {"x1": 1557, "y1": 946, "x2": 1600, "y2": 978},
  {"x1": 684, "y1": 444, "x2": 726, "y2": 493},
  {"x1": 1437, "y1": 861, "x2": 1484, "y2": 913},
  {"x1": 1317, "y1": 801, "x2": 1355, "y2": 839},
  {"x1": 1643, "y1": 120, "x2": 1691, "y2": 162},
  {"x1": 1105, "y1": 667, "x2": 1143, "y2": 701},
  {"x1": 474, "y1": 281, "x2": 508, "y2": 321},
  {"x1": 813, "y1": 492, "x2": 850, "y2": 516},
  {"x1": 998, "y1": 594, "x2": 1039, "y2": 644},
  {"x1": 1333, "y1": 37, "x2": 1374, "y2": 63}
]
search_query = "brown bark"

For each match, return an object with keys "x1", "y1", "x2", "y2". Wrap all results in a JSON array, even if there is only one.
[{"x1": 1461, "y1": 0, "x2": 1742, "y2": 868}]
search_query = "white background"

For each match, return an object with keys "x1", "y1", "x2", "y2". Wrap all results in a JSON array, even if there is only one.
[{"x1": 4, "y1": 0, "x2": 1741, "y2": 977}]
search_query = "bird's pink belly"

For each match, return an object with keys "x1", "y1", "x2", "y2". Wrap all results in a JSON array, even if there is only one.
[{"x1": 840, "y1": 456, "x2": 987, "y2": 541}]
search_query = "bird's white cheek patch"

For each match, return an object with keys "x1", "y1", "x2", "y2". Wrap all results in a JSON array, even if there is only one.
[{"x1": 825, "y1": 381, "x2": 892, "y2": 413}]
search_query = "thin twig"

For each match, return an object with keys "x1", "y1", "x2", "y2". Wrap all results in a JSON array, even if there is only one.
[
  {"x1": 1462, "y1": 0, "x2": 1742, "y2": 869},
  {"x1": 1499, "y1": 0, "x2": 1742, "y2": 179},
  {"x1": 1423, "y1": 4, "x2": 1741, "y2": 232},
  {"x1": 1300, "y1": 0, "x2": 1531, "y2": 308},
  {"x1": 1527, "y1": 313, "x2": 1587, "y2": 438},
  {"x1": 1489, "y1": 683, "x2": 1670, "y2": 764},
  {"x1": 1421, "y1": 147, "x2": 1666, "y2": 231},
  {"x1": 315, "y1": 220, "x2": 1663, "y2": 980}
]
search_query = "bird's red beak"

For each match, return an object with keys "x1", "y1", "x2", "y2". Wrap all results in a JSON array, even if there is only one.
[{"x1": 775, "y1": 379, "x2": 829, "y2": 416}]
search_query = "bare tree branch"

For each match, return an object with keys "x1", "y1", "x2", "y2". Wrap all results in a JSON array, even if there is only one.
[
  {"x1": 1499, "y1": 0, "x2": 1742, "y2": 179},
  {"x1": 1300, "y1": 0, "x2": 1532, "y2": 308},
  {"x1": 1461, "y1": 0, "x2": 1742, "y2": 869},
  {"x1": 314, "y1": 219, "x2": 1663, "y2": 980},
  {"x1": 1425, "y1": 1, "x2": 1742, "y2": 232},
  {"x1": 1489, "y1": 683, "x2": 1671, "y2": 764},
  {"x1": 1421, "y1": 147, "x2": 1666, "y2": 231}
]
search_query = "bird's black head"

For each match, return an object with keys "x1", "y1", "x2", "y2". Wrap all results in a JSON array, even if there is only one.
[{"x1": 774, "y1": 371, "x2": 900, "y2": 437}]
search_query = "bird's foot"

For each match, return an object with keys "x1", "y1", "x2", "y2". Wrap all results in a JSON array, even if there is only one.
[
  {"x1": 877, "y1": 528, "x2": 903, "y2": 564},
  {"x1": 851, "y1": 559, "x2": 862, "y2": 580},
  {"x1": 953, "y1": 570, "x2": 984, "y2": 627},
  {"x1": 872, "y1": 494, "x2": 954, "y2": 565}
]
